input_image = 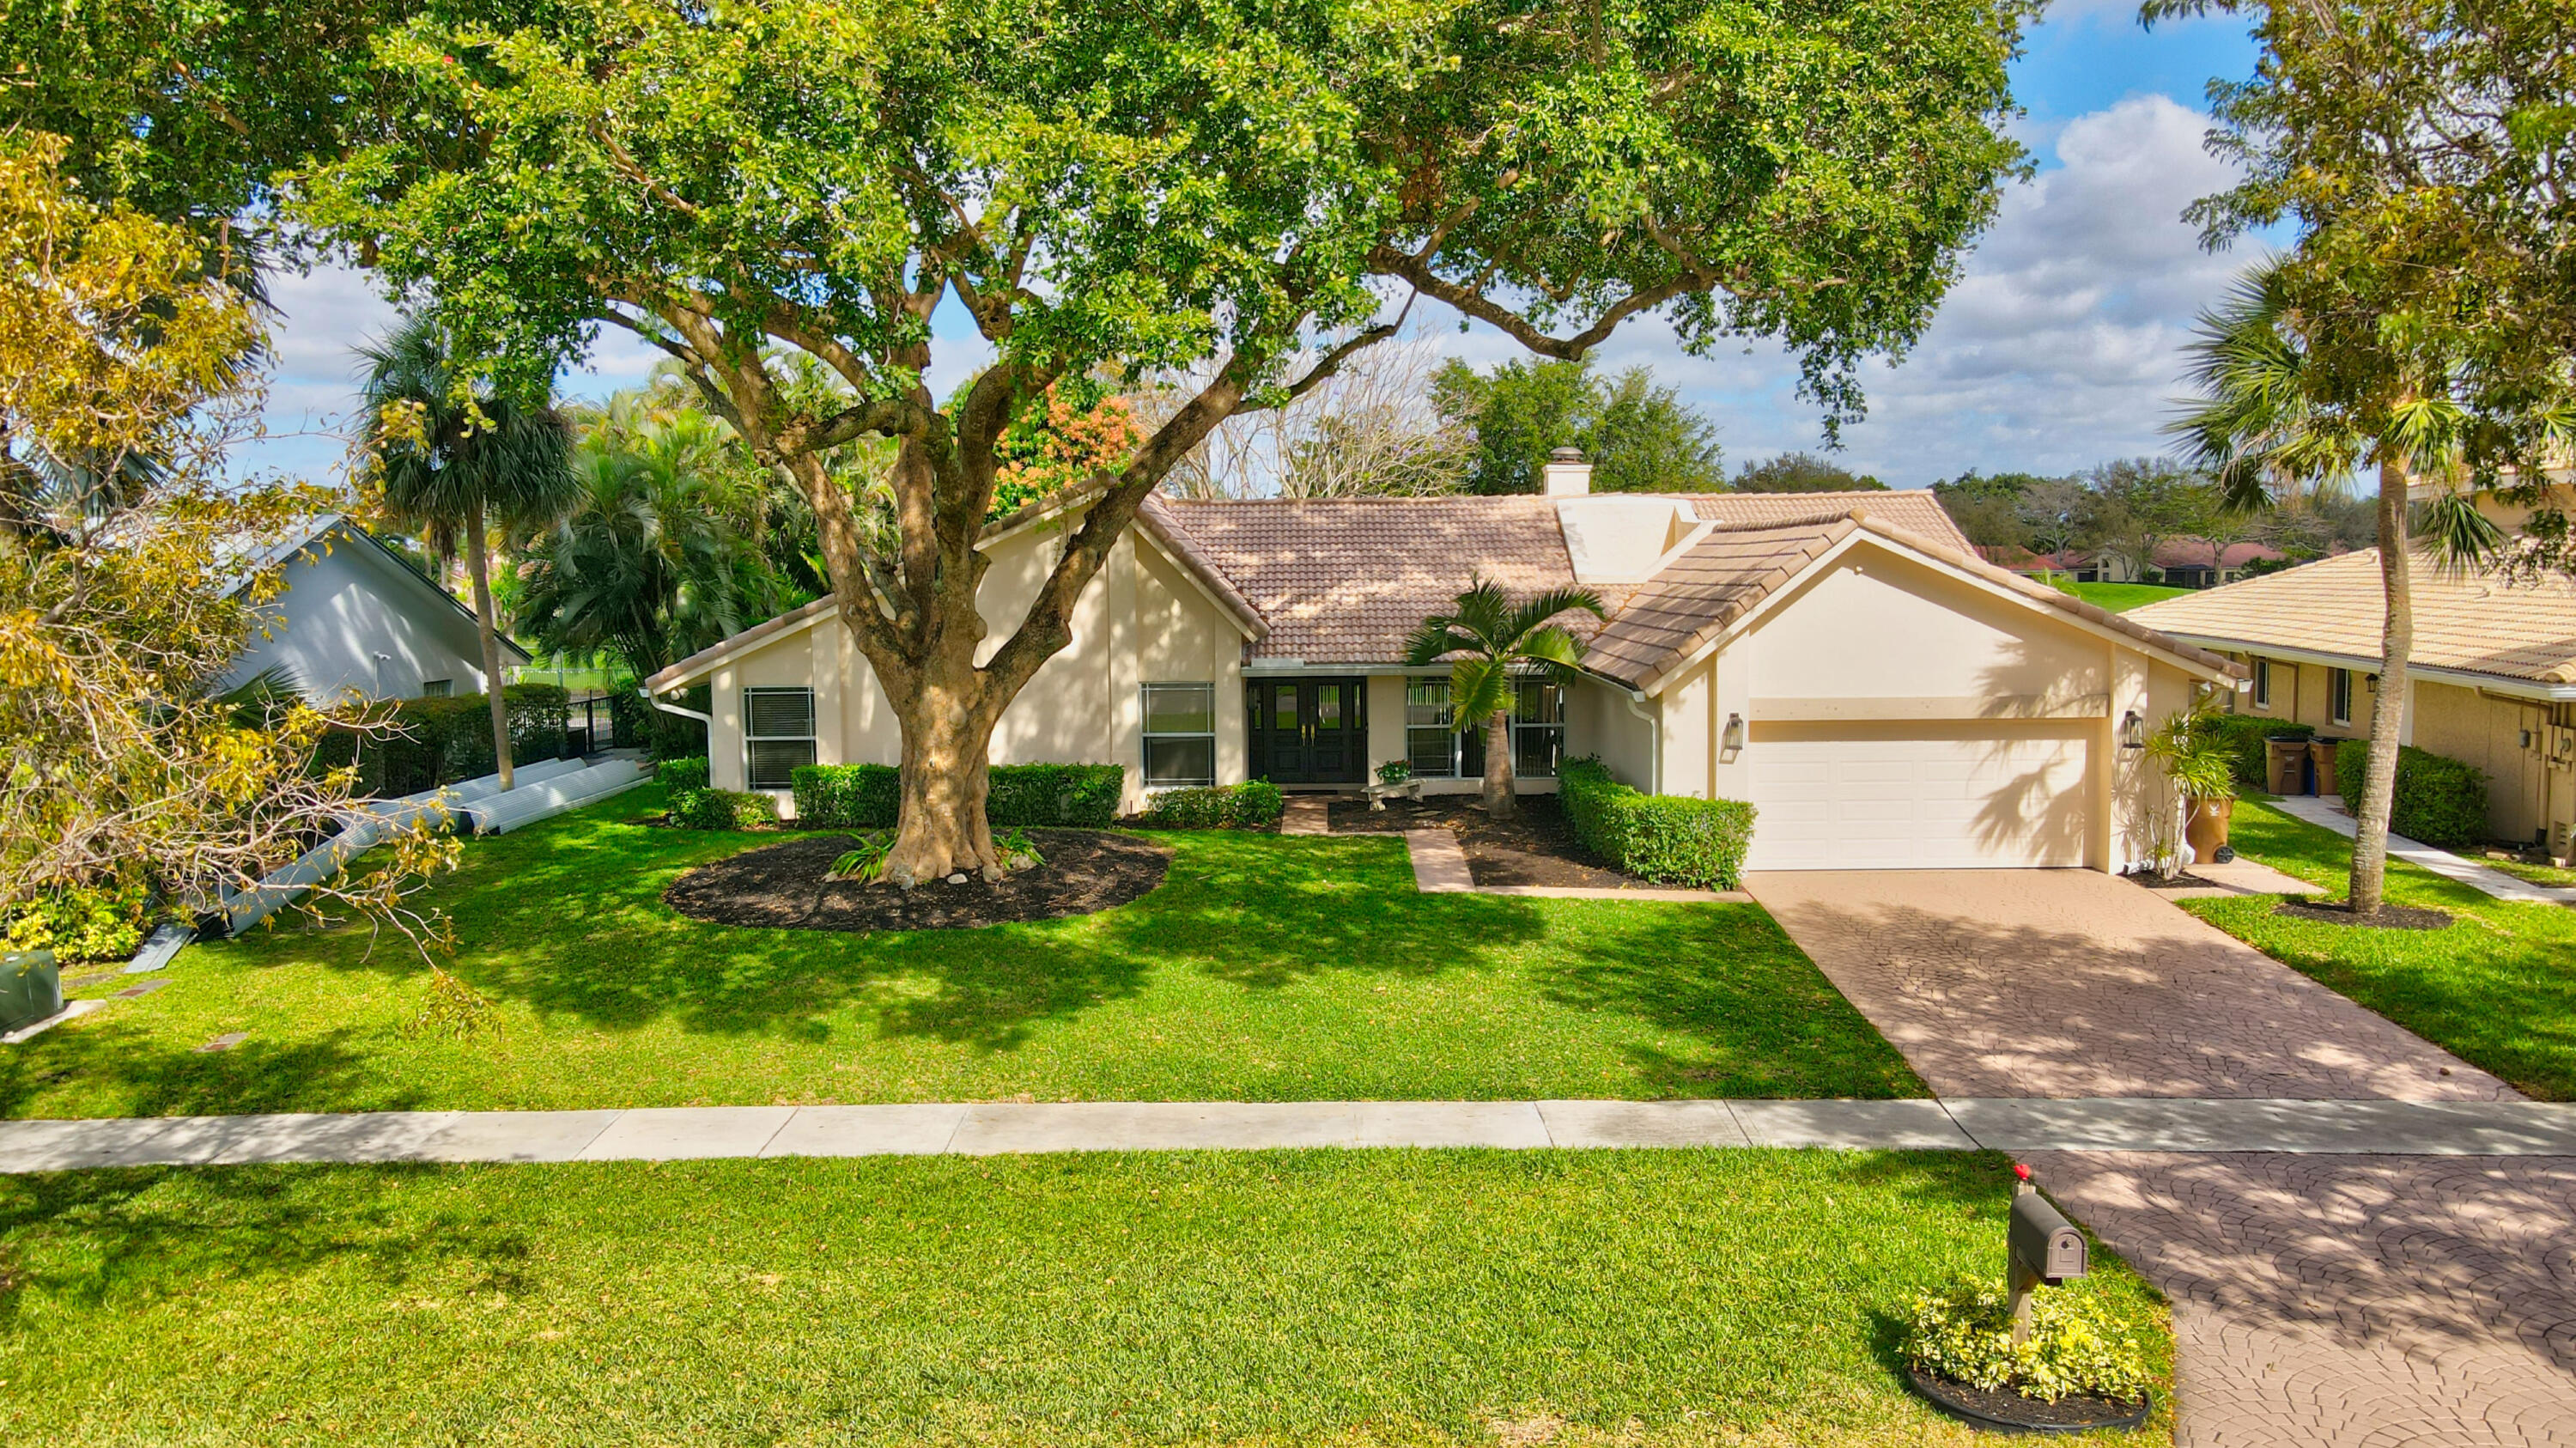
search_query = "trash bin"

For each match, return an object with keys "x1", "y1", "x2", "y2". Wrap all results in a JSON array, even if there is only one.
[
  {"x1": 0, "y1": 950, "x2": 62, "y2": 1033},
  {"x1": 2308, "y1": 738, "x2": 2343, "y2": 796},
  {"x1": 2265, "y1": 737, "x2": 2312, "y2": 794}
]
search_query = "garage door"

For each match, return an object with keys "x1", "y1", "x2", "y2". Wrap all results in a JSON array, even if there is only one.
[{"x1": 1742, "y1": 724, "x2": 2093, "y2": 871}]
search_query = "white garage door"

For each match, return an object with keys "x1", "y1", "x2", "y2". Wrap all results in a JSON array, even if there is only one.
[{"x1": 1743, "y1": 726, "x2": 2093, "y2": 870}]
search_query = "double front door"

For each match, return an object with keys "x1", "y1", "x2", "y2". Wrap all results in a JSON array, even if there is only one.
[{"x1": 1250, "y1": 677, "x2": 1367, "y2": 784}]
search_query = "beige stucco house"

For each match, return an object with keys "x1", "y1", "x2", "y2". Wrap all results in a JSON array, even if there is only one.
[
  {"x1": 646, "y1": 457, "x2": 2242, "y2": 872},
  {"x1": 2131, "y1": 482, "x2": 2576, "y2": 856}
]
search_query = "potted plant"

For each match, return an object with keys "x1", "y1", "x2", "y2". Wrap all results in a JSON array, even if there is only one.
[
  {"x1": 2144, "y1": 705, "x2": 2239, "y2": 874},
  {"x1": 1375, "y1": 759, "x2": 1414, "y2": 786}
]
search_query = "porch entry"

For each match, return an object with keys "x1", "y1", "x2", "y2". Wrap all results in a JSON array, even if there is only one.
[{"x1": 1248, "y1": 677, "x2": 1368, "y2": 785}]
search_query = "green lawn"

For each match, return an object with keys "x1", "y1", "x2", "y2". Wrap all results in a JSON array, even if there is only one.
[
  {"x1": 2183, "y1": 799, "x2": 2576, "y2": 1099},
  {"x1": 2, "y1": 788, "x2": 1917, "y2": 1118},
  {"x1": 2476, "y1": 855, "x2": 2576, "y2": 891},
  {"x1": 2053, "y1": 581, "x2": 2191, "y2": 613},
  {"x1": 0, "y1": 1149, "x2": 2172, "y2": 1446}
]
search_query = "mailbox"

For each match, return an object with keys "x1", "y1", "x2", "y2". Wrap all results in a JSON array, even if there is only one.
[{"x1": 2009, "y1": 1190, "x2": 2088, "y2": 1284}]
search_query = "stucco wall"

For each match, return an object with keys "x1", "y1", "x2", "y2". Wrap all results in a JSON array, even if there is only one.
[
  {"x1": 697, "y1": 514, "x2": 1247, "y2": 813},
  {"x1": 2409, "y1": 680, "x2": 2571, "y2": 844},
  {"x1": 231, "y1": 531, "x2": 493, "y2": 702}
]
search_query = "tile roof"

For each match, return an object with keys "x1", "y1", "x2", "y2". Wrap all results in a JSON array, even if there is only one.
[
  {"x1": 1686, "y1": 490, "x2": 1974, "y2": 552},
  {"x1": 1152, "y1": 496, "x2": 1607, "y2": 665},
  {"x1": 2129, "y1": 549, "x2": 2576, "y2": 690}
]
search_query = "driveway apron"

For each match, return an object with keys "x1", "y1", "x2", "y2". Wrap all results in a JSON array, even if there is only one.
[{"x1": 1747, "y1": 868, "x2": 2574, "y2": 1446}]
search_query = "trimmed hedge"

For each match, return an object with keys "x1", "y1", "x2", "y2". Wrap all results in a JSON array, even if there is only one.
[
  {"x1": 667, "y1": 787, "x2": 779, "y2": 830},
  {"x1": 2333, "y1": 740, "x2": 2491, "y2": 847},
  {"x1": 789, "y1": 763, "x2": 1126, "y2": 829},
  {"x1": 655, "y1": 756, "x2": 710, "y2": 793},
  {"x1": 2202, "y1": 714, "x2": 2313, "y2": 789},
  {"x1": 370, "y1": 684, "x2": 573, "y2": 797},
  {"x1": 1135, "y1": 779, "x2": 1285, "y2": 830},
  {"x1": 1557, "y1": 757, "x2": 1756, "y2": 891}
]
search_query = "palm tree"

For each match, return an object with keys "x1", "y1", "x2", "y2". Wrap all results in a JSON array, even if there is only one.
[
  {"x1": 518, "y1": 404, "x2": 789, "y2": 681},
  {"x1": 1403, "y1": 577, "x2": 1606, "y2": 819},
  {"x1": 357, "y1": 313, "x2": 577, "y2": 790},
  {"x1": 2170, "y1": 262, "x2": 2470, "y2": 916}
]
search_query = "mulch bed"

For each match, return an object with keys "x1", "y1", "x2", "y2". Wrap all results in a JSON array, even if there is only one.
[
  {"x1": 664, "y1": 830, "x2": 1170, "y2": 934},
  {"x1": 2133, "y1": 870, "x2": 2225, "y2": 893},
  {"x1": 1907, "y1": 1367, "x2": 2152, "y2": 1433},
  {"x1": 1324, "y1": 794, "x2": 1654, "y2": 890},
  {"x1": 2272, "y1": 898, "x2": 2455, "y2": 931}
]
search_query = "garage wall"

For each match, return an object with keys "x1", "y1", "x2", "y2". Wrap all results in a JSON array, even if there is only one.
[{"x1": 1743, "y1": 550, "x2": 2111, "y2": 715}]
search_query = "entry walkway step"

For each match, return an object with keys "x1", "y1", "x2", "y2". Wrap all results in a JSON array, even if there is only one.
[
  {"x1": 6, "y1": 1098, "x2": 2574, "y2": 1172},
  {"x1": 2272, "y1": 794, "x2": 2576, "y2": 905},
  {"x1": 1279, "y1": 796, "x2": 1334, "y2": 836}
]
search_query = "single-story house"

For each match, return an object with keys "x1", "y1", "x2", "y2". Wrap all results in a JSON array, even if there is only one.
[
  {"x1": 1990, "y1": 539, "x2": 2287, "y2": 587},
  {"x1": 646, "y1": 456, "x2": 2243, "y2": 871},
  {"x1": 228, "y1": 514, "x2": 526, "y2": 702},
  {"x1": 2131, "y1": 520, "x2": 2576, "y2": 855}
]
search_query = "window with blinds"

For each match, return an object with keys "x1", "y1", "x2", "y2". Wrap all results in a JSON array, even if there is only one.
[
  {"x1": 1142, "y1": 682, "x2": 1216, "y2": 788},
  {"x1": 743, "y1": 687, "x2": 817, "y2": 790}
]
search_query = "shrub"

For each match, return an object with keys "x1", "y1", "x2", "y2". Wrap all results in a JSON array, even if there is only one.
[
  {"x1": 2333, "y1": 741, "x2": 2490, "y2": 847},
  {"x1": 1903, "y1": 1277, "x2": 2154, "y2": 1403},
  {"x1": 1556, "y1": 757, "x2": 1756, "y2": 890},
  {"x1": 2201, "y1": 714, "x2": 2312, "y2": 789},
  {"x1": 829, "y1": 831, "x2": 893, "y2": 882},
  {"x1": 656, "y1": 756, "x2": 711, "y2": 793},
  {"x1": 1137, "y1": 779, "x2": 1285, "y2": 829},
  {"x1": 790, "y1": 763, "x2": 1127, "y2": 829},
  {"x1": 666, "y1": 787, "x2": 779, "y2": 830},
  {"x1": 1376, "y1": 759, "x2": 1413, "y2": 784},
  {"x1": 1, "y1": 882, "x2": 149, "y2": 963},
  {"x1": 374, "y1": 684, "x2": 573, "y2": 796}
]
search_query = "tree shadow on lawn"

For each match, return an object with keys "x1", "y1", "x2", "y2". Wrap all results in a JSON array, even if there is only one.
[{"x1": 0, "y1": 1024, "x2": 414, "y2": 1121}]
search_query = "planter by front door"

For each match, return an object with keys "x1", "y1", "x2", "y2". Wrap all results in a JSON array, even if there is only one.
[{"x1": 1249, "y1": 678, "x2": 1368, "y2": 785}]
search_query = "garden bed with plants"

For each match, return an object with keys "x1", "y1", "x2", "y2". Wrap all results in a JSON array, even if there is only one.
[
  {"x1": 1325, "y1": 794, "x2": 1656, "y2": 889},
  {"x1": 664, "y1": 830, "x2": 1170, "y2": 933}
]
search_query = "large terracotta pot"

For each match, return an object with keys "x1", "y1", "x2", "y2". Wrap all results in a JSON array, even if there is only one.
[{"x1": 2185, "y1": 797, "x2": 2235, "y2": 864}]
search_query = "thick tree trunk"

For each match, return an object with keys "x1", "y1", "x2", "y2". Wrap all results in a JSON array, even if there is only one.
[
  {"x1": 1481, "y1": 712, "x2": 1516, "y2": 819},
  {"x1": 881, "y1": 660, "x2": 1003, "y2": 887},
  {"x1": 464, "y1": 510, "x2": 515, "y2": 792},
  {"x1": 2349, "y1": 457, "x2": 2414, "y2": 917}
]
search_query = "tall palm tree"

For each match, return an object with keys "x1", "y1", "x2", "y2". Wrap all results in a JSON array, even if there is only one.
[
  {"x1": 518, "y1": 405, "x2": 788, "y2": 681},
  {"x1": 1404, "y1": 577, "x2": 1606, "y2": 819},
  {"x1": 2170, "y1": 262, "x2": 2470, "y2": 916},
  {"x1": 358, "y1": 313, "x2": 576, "y2": 790}
]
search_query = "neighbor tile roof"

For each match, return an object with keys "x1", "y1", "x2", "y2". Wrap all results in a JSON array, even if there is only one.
[
  {"x1": 1152, "y1": 496, "x2": 1610, "y2": 665},
  {"x1": 2130, "y1": 549, "x2": 2576, "y2": 690}
]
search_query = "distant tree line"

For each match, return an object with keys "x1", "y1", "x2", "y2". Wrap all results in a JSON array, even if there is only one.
[{"x1": 1929, "y1": 458, "x2": 2378, "y2": 577}]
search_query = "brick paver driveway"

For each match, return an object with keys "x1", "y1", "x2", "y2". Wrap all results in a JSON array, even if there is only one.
[
  {"x1": 1745, "y1": 869, "x2": 2573, "y2": 1445},
  {"x1": 1744, "y1": 868, "x2": 2510, "y2": 1100}
]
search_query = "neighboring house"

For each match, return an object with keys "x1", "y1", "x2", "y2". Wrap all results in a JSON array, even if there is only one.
[
  {"x1": 1986, "y1": 539, "x2": 2285, "y2": 587},
  {"x1": 2131, "y1": 493, "x2": 2576, "y2": 854},
  {"x1": 646, "y1": 457, "x2": 2241, "y2": 872},
  {"x1": 227, "y1": 514, "x2": 526, "y2": 703}
]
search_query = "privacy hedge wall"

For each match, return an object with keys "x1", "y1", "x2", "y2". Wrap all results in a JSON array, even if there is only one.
[
  {"x1": 790, "y1": 764, "x2": 1125, "y2": 829},
  {"x1": 2332, "y1": 741, "x2": 2491, "y2": 848},
  {"x1": 1557, "y1": 757, "x2": 1757, "y2": 891},
  {"x1": 317, "y1": 684, "x2": 574, "y2": 798}
]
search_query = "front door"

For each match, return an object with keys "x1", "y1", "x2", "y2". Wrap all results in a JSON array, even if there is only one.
[{"x1": 1249, "y1": 678, "x2": 1368, "y2": 785}]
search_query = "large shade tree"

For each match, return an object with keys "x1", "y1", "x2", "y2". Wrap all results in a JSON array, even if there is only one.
[
  {"x1": 301, "y1": 0, "x2": 2033, "y2": 883},
  {"x1": 357, "y1": 312, "x2": 579, "y2": 791}
]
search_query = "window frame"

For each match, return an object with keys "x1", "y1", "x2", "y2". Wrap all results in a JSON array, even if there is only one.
[
  {"x1": 1510, "y1": 678, "x2": 1566, "y2": 779},
  {"x1": 418, "y1": 678, "x2": 453, "y2": 698},
  {"x1": 1140, "y1": 681, "x2": 1218, "y2": 789},
  {"x1": 2328, "y1": 666, "x2": 2353, "y2": 727},
  {"x1": 2251, "y1": 658, "x2": 2271, "y2": 710},
  {"x1": 742, "y1": 685, "x2": 818, "y2": 791},
  {"x1": 1405, "y1": 677, "x2": 1459, "y2": 777}
]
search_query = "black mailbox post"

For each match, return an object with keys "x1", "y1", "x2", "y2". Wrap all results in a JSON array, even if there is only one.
[{"x1": 2006, "y1": 1167, "x2": 2087, "y2": 1342}]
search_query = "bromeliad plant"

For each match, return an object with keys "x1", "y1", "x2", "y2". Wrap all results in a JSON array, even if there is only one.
[
  {"x1": 829, "y1": 832, "x2": 895, "y2": 885},
  {"x1": 995, "y1": 827, "x2": 1045, "y2": 872},
  {"x1": 1403, "y1": 577, "x2": 1605, "y2": 820}
]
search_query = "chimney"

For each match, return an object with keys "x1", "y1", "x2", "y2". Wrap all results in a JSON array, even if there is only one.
[{"x1": 1541, "y1": 445, "x2": 1592, "y2": 496}]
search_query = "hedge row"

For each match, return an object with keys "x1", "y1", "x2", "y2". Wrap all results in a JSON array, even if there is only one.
[
  {"x1": 655, "y1": 756, "x2": 710, "y2": 793},
  {"x1": 2201, "y1": 714, "x2": 2313, "y2": 789},
  {"x1": 789, "y1": 764, "x2": 1125, "y2": 829},
  {"x1": 2332, "y1": 740, "x2": 2491, "y2": 848},
  {"x1": 1135, "y1": 780, "x2": 1285, "y2": 830},
  {"x1": 666, "y1": 788, "x2": 779, "y2": 830},
  {"x1": 1557, "y1": 757, "x2": 1756, "y2": 891},
  {"x1": 316, "y1": 684, "x2": 574, "y2": 798}
]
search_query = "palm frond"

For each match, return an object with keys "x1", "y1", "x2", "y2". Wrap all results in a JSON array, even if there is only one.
[
  {"x1": 1503, "y1": 587, "x2": 1608, "y2": 650},
  {"x1": 1449, "y1": 655, "x2": 1513, "y2": 728}
]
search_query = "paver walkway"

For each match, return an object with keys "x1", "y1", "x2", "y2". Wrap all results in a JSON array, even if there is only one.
[
  {"x1": 1745, "y1": 867, "x2": 2572, "y2": 1446},
  {"x1": 1744, "y1": 867, "x2": 2512, "y2": 1100},
  {"x1": 9, "y1": 1098, "x2": 2576, "y2": 1172},
  {"x1": 2273, "y1": 793, "x2": 2576, "y2": 906}
]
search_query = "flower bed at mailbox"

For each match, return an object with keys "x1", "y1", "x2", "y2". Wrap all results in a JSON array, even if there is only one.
[{"x1": 1557, "y1": 757, "x2": 1755, "y2": 890}]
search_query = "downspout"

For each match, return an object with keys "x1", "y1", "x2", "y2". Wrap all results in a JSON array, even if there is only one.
[
  {"x1": 1623, "y1": 688, "x2": 1662, "y2": 796},
  {"x1": 645, "y1": 685, "x2": 712, "y2": 730}
]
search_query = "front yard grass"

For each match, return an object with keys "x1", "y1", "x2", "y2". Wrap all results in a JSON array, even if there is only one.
[
  {"x1": 1, "y1": 788, "x2": 1918, "y2": 1117},
  {"x1": 2184, "y1": 799, "x2": 2576, "y2": 1099},
  {"x1": 0, "y1": 1148, "x2": 2172, "y2": 1446},
  {"x1": 2054, "y1": 581, "x2": 2190, "y2": 613}
]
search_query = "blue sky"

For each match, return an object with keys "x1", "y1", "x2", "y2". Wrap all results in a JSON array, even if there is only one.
[{"x1": 246, "y1": 3, "x2": 2269, "y2": 491}]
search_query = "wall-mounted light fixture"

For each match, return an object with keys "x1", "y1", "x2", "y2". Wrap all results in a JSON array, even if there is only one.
[
  {"x1": 1722, "y1": 713, "x2": 1746, "y2": 752},
  {"x1": 2119, "y1": 709, "x2": 2146, "y2": 751}
]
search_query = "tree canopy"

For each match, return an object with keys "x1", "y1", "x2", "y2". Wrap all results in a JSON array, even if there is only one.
[
  {"x1": 1730, "y1": 451, "x2": 1887, "y2": 493},
  {"x1": 1431, "y1": 357, "x2": 1726, "y2": 495}
]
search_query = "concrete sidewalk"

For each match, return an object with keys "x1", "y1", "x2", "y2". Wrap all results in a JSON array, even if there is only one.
[
  {"x1": 7, "y1": 1096, "x2": 2575, "y2": 1172},
  {"x1": 2272, "y1": 793, "x2": 2576, "y2": 905}
]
